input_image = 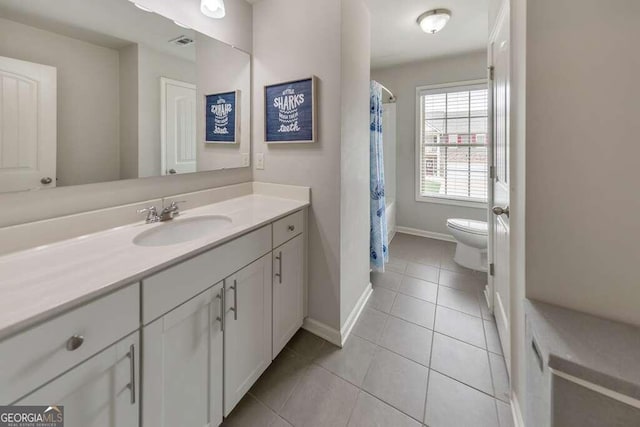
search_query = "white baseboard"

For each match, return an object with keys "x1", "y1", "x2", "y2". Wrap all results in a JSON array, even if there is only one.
[
  {"x1": 395, "y1": 226, "x2": 455, "y2": 243},
  {"x1": 302, "y1": 282, "x2": 373, "y2": 348},
  {"x1": 511, "y1": 391, "x2": 525, "y2": 427},
  {"x1": 340, "y1": 282, "x2": 373, "y2": 346},
  {"x1": 302, "y1": 318, "x2": 341, "y2": 347}
]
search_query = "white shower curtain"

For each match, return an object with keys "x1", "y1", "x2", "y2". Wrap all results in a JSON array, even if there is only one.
[{"x1": 370, "y1": 80, "x2": 388, "y2": 271}]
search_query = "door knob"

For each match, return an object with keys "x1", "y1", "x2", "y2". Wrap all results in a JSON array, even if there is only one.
[
  {"x1": 168, "y1": 169, "x2": 177, "y2": 175},
  {"x1": 492, "y1": 206, "x2": 510, "y2": 217},
  {"x1": 40, "y1": 177, "x2": 53, "y2": 184}
]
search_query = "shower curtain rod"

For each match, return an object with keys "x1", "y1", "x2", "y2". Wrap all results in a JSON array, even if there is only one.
[{"x1": 379, "y1": 83, "x2": 396, "y2": 102}]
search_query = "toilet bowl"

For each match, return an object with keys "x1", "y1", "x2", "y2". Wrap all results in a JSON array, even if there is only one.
[{"x1": 446, "y1": 218, "x2": 488, "y2": 272}]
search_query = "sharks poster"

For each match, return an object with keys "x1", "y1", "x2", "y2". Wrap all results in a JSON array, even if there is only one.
[
  {"x1": 265, "y1": 77, "x2": 316, "y2": 143},
  {"x1": 206, "y1": 91, "x2": 238, "y2": 143}
]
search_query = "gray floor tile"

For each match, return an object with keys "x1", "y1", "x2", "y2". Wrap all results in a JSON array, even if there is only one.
[
  {"x1": 390, "y1": 293, "x2": 436, "y2": 329},
  {"x1": 424, "y1": 370, "x2": 499, "y2": 427},
  {"x1": 367, "y1": 286, "x2": 397, "y2": 313},
  {"x1": 435, "y1": 306, "x2": 486, "y2": 348},
  {"x1": 387, "y1": 256, "x2": 408, "y2": 274},
  {"x1": 439, "y1": 269, "x2": 486, "y2": 293},
  {"x1": 405, "y1": 262, "x2": 439, "y2": 283},
  {"x1": 285, "y1": 328, "x2": 326, "y2": 360},
  {"x1": 362, "y1": 347, "x2": 429, "y2": 421},
  {"x1": 398, "y1": 276, "x2": 438, "y2": 303},
  {"x1": 280, "y1": 365, "x2": 359, "y2": 427},
  {"x1": 371, "y1": 270, "x2": 403, "y2": 291},
  {"x1": 250, "y1": 348, "x2": 310, "y2": 412},
  {"x1": 430, "y1": 333, "x2": 494, "y2": 395},
  {"x1": 489, "y1": 352, "x2": 510, "y2": 403},
  {"x1": 352, "y1": 308, "x2": 388, "y2": 343},
  {"x1": 437, "y1": 286, "x2": 482, "y2": 317},
  {"x1": 484, "y1": 319, "x2": 503, "y2": 355},
  {"x1": 440, "y1": 256, "x2": 477, "y2": 275},
  {"x1": 222, "y1": 394, "x2": 277, "y2": 427},
  {"x1": 269, "y1": 415, "x2": 293, "y2": 427},
  {"x1": 496, "y1": 400, "x2": 515, "y2": 427},
  {"x1": 409, "y1": 251, "x2": 441, "y2": 268},
  {"x1": 348, "y1": 391, "x2": 421, "y2": 427},
  {"x1": 314, "y1": 335, "x2": 377, "y2": 386},
  {"x1": 379, "y1": 316, "x2": 433, "y2": 366}
]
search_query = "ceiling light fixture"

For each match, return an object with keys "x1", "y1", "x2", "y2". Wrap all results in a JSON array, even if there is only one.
[
  {"x1": 417, "y1": 9, "x2": 451, "y2": 34},
  {"x1": 128, "y1": 1, "x2": 153, "y2": 12},
  {"x1": 201, "y1": 0, "x2": 226, "y2": 19}
]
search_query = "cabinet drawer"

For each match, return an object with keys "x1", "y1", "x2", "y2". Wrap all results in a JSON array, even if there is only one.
[
  {"x1": 0, "y1": 284, "x2": 139, "y2": 404},
  {"x1": 273, "y1": 210, "x2": 303, "y2": 248},
  {"x1": 142, "y1": 225, "x2": 272, "y2": 324}
]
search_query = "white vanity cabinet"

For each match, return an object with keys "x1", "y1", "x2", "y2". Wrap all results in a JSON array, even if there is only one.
[
  {"x1": 223, "y1": 255, "x2": 273, "y2": 415},
  {"x1": 272, "y1": 234, "x2": 304, "y2": 358},
  {"x1": 142, "y1": 283, "x2": 224, "y2": 427},
  {"x1": 16, "y1": 332, "x2": 140, "y2": 427}
]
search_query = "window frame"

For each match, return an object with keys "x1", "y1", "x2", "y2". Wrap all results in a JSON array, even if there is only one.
[{"x1": 414, "y1": 79, "x2": 489, "y2": 209}]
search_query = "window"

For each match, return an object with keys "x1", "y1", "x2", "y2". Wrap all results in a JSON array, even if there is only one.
[{"x1": 416, "y1": 81, "x2": 488, "y2": 206}]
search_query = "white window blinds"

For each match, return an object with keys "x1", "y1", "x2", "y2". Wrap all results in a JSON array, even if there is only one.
[{"x1": 417, "y1": 82, "x2": 488, "y2": 203}]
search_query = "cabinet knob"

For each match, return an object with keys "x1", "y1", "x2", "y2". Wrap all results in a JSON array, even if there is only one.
[
  {"x1": 40, "y1": 177, "x2": 53, "y2": 185},
  {"x1": 287, "y1": 225, "x2": 295, "y2": 232},
  {"x1": 66, "y1": 335, "x2": 84, "y2": 351}
]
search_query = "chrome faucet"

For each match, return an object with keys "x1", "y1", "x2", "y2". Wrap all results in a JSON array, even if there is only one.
[
  {"x1": 137, "y1": 206, "x2": 160, "y2": 223},
  {"x1": 159, "y1": 201, "x2": 185, "y2": 222}
]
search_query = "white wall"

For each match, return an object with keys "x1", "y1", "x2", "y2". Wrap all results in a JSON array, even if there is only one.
[
  {"x1": 0, "y1": 0, "x2": 253, "y2": 228},
  {"x1": 382, "y1": 104, "x2": 397, "y2": 204},
  {"x1": 119, "y1": 44, "x2": 139, "y2": 180},
  {"x1": 0, "y1": 17, "x2": 120, "y2": 187},
  {"x1": 137, "y1": 45, "x2": 196, "y2": 177},
  {"x1": 371, "y1": 52, "x2": 488, "y2": 236},
  {"x1": 525, "y1": 0, "x2": 640, "y2": 326},
  {"x1": 253, "y1": 0, "x2": 370, "y2": 331},
  {"x1": 196, "y1": 34, "x2": 251, "y2": 171},
  {"x1": 339, "y1": 0, "x2": 371, "y2": 326}
]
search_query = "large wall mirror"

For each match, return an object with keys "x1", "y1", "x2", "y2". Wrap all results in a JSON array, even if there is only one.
[{"x1": 0, "y1": 0, "x2": 251, "y2": 193}]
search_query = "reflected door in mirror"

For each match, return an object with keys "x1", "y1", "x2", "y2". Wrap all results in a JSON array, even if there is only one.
[
  {"x1": 0, "y1": 56, "x2": 57, "y2": 192},
  {"x1": 162, "y1": 78, "x2": 196, "y2": 176}
]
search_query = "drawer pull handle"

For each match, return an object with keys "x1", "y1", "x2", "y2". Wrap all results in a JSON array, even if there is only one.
[
  {"x1": 229, "y1": 280, "x2": 238, "y2": 320},
  {"x1": 127, "y1": 344, "x2": 136, "y2": 405},
  {"x1": 216, "y1": 289, "x2": 225, "y2": 332},
  {"x1": 275, "y1": 252, "x2": 283, "y2": 284},
  {"x1": 66, "y1": 335, "x2": 84, "y2": 351},
  {"x1": 287, "y1": 225, "x2": 295, "y2": 232}
]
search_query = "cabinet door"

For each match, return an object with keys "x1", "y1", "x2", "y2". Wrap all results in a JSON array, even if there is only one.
[
  {"x1": 273, "y1": 234, "x2": 304, "y2": 358},
  {"x1": 16, "y1": 332, "x2": 139, "y2": 427},
  {"x1": 143, "y1": 284, "x2": 224, "y2": 427},
  {"x1": 224, "y1": 254, "x2": 272, "y2": 416}
]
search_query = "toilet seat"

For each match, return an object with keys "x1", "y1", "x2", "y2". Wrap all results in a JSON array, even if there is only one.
[{"x1": 446, "y1": 218, "x2": 488, "y2": 236}]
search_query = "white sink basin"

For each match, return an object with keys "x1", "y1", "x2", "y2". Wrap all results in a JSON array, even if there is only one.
[{"x1": 133, "y1": 215, "x2": 233, "y2": 247}]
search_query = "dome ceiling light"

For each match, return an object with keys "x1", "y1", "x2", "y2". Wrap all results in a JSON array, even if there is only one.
[
  {"x1": 201, "y1": 0, "x2": 226, "y2": 19},
  {"x1": 417, "y1": 9, "x2": 451, "y2": 34}
]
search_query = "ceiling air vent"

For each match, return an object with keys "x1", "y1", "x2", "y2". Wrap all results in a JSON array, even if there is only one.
[{"x1": 169, "y1": 35, "x2": 194, "y2": 47}]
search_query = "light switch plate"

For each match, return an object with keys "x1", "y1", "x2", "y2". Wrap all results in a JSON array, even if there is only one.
[
  {"x1": 256, "y1": 153, "x2": 264, "y2": 170},
  {"x1": 241, "y1": 153, "x2": 250, "y2": 167}
]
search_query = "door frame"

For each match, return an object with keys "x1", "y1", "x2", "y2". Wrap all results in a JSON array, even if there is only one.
[{"x1": 160, "y1": 77, "x2": 197, "y2": 176}]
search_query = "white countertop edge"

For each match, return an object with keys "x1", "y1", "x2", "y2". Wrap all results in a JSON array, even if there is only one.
[{"x1": 0, "y1": 194, "x2": 309, "y2": 341}]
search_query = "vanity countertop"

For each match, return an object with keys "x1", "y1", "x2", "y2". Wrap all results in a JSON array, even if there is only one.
[
  {"x1": 0, "y1": 194, "x2": 309, "y2": 341},
  {"x1": 526, "y1": 299, "x2": 640, "y2": 400}
]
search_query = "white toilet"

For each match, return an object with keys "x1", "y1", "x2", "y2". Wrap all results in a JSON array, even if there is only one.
[{"x1": 446, "y1": 218, "x2": 488, "y2": 272}]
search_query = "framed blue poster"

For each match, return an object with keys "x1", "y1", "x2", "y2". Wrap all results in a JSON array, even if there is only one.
[
  {"x1": 265, "y1": 76, "x2": 317, "y2": 143},
  {"x1": 206, "y1": 90, "x2": 239, "y2": 143}
]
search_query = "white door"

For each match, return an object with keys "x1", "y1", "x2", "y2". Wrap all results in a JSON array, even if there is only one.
[
  {"x1": 490, "y1": 7, "x2": 511, "y2": 371},
  {"x1": 161, "y1": 77, "x2": 196, "y2": 176},
  {"x1": 142, "y1": 283, "x2": 223, "y2": 427},
  {"x1": 224, "y1": 255, "x2": 272, "y2": 416},
  {"x1": 272, "y1": 234, "x2": 304, "y2": 358},
  {"x1": 17, "y1": 333, "x2": 139, "y2": 427},
  {"x1": 0, "y1": 56, "x2": 56, "y2": 192}
]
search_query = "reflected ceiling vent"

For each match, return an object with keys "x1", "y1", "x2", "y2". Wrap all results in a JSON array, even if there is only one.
[{"x1": 169, "y1": 35, "x2": 195, "y2": 47}]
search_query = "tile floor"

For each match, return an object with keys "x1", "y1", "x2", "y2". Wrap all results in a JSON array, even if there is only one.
[{"x1": 222, "y1": 233, "x2": 514, "y2": 427}]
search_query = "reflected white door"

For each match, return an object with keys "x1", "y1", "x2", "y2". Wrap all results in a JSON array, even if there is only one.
[
  {"x1": 490, "y1": 7, "x2": 511, "y2": 372},
  {"x1": 161, "y1": 77, "x2": 196, "y2": 175},
  {"x1": 0, "y1": 56, "x2": 56, "y2": 192}
]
